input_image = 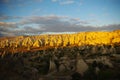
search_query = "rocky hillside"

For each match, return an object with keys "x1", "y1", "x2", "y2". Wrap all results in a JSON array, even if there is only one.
[
  {"x1": 0, "y1": 45, "x2": 120, "y2": 80},
  {"x1": 0, "y1": 30, "x2": 120, "y2": 80},
  {"x1": 0, "y1": 30, "x2": 120, "y2": 54}
]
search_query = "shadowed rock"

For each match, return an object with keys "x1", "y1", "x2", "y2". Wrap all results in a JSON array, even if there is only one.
[{"x1": 75, "y1": 53, "x2": 88, "y2": 76}]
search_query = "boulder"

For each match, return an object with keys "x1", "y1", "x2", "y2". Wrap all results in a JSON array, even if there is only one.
[
  {"x1": 76, "y1": 58, "x2": 88, "y2": 75},
  {"x1": 59, "y1": 64, "x2": 66, "y2": 72}
]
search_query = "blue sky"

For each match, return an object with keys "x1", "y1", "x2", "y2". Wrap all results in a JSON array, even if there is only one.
[{"x1": 0, "y1": 0, "x2": 120, "y2": 36}]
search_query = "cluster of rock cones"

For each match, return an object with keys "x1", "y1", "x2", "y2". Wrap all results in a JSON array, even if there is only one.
[{"x1": 0, "y1": 30, "x2": 120, "y2": 80}]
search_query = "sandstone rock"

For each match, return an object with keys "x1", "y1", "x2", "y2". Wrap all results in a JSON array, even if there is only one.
[
  {"x1": 59, "y1": 64, "x2": 66, "y2": 72},
  {"x1": 49, "y1": 60, "x2": 56, "y2": 72},
  {"x1": 76, "y1": 58, "x2": 88, "y2": 75}
]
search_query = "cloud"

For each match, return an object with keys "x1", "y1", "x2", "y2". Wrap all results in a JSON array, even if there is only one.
[
  {"x1": 18, "y1": 15, "x2": 89, "y2": 32},
  {"x1": 0, "y1": 15, "x2": 22, "y2": 21},
  {"x1": 0, "y1": 15, "x2": 120, "y2": 37},
  {"x1": 0, "y1": 22, "x2": 17, "y2": 28},
  {"x1": 0, "y1": 24, "x2": 16, "y2": 37},
  {"x1": 0, "y1": 31, "x2": 16, "y2": 37},
  {"x1": 19, "y1": 15, "x2": 69, "y2": 25},
  {"x1": 100, "y1": 24, "x2": 120, "y2": 31}
]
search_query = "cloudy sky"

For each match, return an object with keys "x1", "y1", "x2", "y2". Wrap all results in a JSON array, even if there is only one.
[{"x1": 0, "y1": 0, "x2": 120, "y2": 36}]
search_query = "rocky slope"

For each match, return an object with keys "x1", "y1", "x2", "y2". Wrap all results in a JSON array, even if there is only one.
[
  {"x1": 0, "y1": 30, "x2": 120, "y2": 80},
  {"x1": 0, "y1": 45, "x2": 120, "y2": 80},
  {"x1": 0, "y1": 30, "x2": 120, "y2": 54}
]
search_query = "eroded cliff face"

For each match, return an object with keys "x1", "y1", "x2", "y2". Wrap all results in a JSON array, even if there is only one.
[{"x1": 0, "y1": 30, "x2": 120, "y2": 54}]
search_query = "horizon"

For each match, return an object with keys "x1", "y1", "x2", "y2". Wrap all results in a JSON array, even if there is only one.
[{"x1": 0, "y1": 0, "x2": 120, "y2": 37}]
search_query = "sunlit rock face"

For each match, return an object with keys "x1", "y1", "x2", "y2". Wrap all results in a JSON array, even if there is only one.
[{"x1": 0, "y1": 30, "x2": 120, "y2": 54}]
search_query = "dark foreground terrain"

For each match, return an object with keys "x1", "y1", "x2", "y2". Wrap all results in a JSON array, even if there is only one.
[{"x1": 0, "y1": 45, "x2": 120, "y2": 80}]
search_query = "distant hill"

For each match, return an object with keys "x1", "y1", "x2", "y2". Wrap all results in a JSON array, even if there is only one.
[{"x1": 0, "y1": 30, "x2": 120, "y2": 54}]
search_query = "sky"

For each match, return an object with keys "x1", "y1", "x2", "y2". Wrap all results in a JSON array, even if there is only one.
[{"x1": 0, "y1": 0, "x2": 120, "y2": 36}]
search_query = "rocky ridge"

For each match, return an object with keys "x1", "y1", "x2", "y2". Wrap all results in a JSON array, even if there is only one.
[{"x1": 0, "y1": 30, "x2": 120, "y2": 54}]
